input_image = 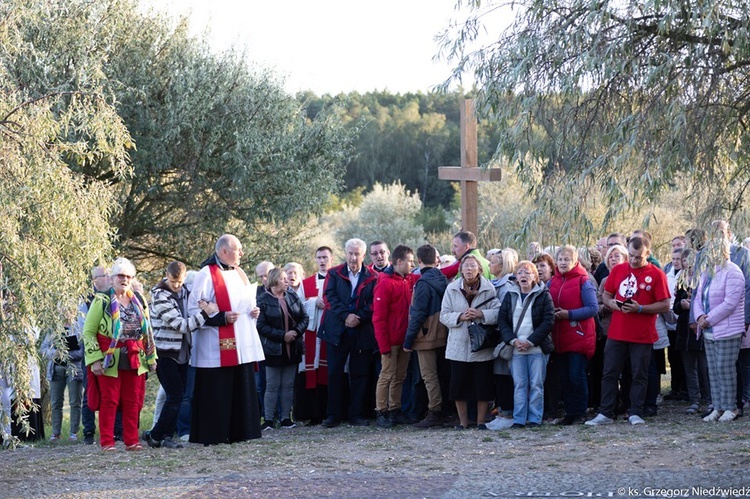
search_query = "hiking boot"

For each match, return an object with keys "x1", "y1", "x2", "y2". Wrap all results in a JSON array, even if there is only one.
[
  {"x1": 413, "y1": 410, "x2": 444, "y2": 429},
  {"x1": 376, "y1": 411, "x2": 393, "y2": 428},
  {"x1": 389, "y1": 409, "x2": 416, "y2": 425}
]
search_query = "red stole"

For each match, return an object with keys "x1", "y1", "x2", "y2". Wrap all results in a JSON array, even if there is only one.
[
  {"x1": 209, "y1": 264, "x2": 239, "y2": 367},
  {"x1": 301, "y1": 275, "x2": 328, "y2": 388}
]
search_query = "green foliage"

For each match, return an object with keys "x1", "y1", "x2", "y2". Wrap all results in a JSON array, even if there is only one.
[
  {"x1": 0, "y1": 0, "x2": 133, "y2": 439},
  {"x1": 439, "y1": 0, "x2": 750, "y2": 241},
  {"x1": 327, "y1": 182, "x2": 426, "y2": 251},
  {"x1": 302, "y1": 90, "x2": 503, "y2": 209}
]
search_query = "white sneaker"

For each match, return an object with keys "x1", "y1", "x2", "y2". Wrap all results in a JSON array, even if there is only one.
[
  {"x1": 628, "y1": 415, "x2": 645, "y2": 425},
  {"x1": 49, "y1": 435, "x2": 60, "y2": 442},
  {"x1": 68, "y1": 434, "x2": 78, "y2": 441},
  {"x1": 486, "y1": 417, "x2": 515, "y2": 430},
  {"x1": 719, "y1": 410, "x2": 739, "y2": 422},
  {"x1": 179, "y1": 434, "x2": 189, "y2": 443},
  {"x1": 703, "y1": 409, "x2": 721, "y2": 422},
  {"x1": 685, "y1": 403, "x2": 700, "y2": 415},
  {"x1": 584, "y1": 413, "x2": 614, "y2": 426}
]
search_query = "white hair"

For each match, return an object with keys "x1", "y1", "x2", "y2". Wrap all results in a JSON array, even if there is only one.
[
  {"x1": 345, "y1": 238, "x2": 366, "y2": 253},
  {"x1": 111, "y1": 257, "x2": 136, "y2": 277}
]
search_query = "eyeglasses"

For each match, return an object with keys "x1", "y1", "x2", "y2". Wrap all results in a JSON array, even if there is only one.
[
  {"x1": 116, "y1": 274, "x2": 134, "y2": 280},
  {"x1": 371, "y1": 250, "x2": 387, "y2": 256}
]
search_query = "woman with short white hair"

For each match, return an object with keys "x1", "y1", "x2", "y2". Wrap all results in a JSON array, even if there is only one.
[{"x1": 83, "y1": 257, "x2": 157, "y2": 451}]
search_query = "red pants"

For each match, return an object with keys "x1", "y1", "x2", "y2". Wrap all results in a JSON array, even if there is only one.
[{"x1": 97, "y1": 370, "x2": 146, "y2": 447}]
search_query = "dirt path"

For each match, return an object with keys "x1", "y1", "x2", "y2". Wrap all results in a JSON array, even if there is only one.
[{"x1": 2, "y1": 401, "x2": 749, "y2": 498}]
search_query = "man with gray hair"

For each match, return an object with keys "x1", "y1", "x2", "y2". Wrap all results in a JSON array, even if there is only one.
[
  {"x1": 319, "y1": 238, "x2": 379, "y2": 427},
  {"x1": 188, "y1": 234, "x2": 264, "y2": 444}
]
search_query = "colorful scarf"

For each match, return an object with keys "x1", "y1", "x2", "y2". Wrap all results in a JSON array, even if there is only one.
[{"x1": 102, "y1": 288, "x2": 156, "y2": 370}]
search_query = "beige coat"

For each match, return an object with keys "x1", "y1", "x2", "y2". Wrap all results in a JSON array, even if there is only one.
[{"x1": 441, "y1": 277, "x2": 500, "y2": 363}]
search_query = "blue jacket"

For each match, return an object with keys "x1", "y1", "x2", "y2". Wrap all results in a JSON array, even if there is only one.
[
  {"x1": 319, "y1": 263, "x2": 378, "y2": 349},
  {"x1": 404, "y1": 267, "x2": 448, "y2": 350}
]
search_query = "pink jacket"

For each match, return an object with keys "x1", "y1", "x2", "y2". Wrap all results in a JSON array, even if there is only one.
[{"x1": 694, "y1": 261, "x2": 746, "y2": 340}]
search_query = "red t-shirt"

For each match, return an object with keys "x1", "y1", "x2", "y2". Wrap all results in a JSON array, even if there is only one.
[{"x1": 604, "y1": 262, "x2": 670, "y2": 344}]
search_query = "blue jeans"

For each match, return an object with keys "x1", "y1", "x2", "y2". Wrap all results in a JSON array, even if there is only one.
[
  {"x1": 177, "y1": 366, "x2": 195, "y2": 437},
  {"x1": 558, "y1": 352, "x2": 589, "y2": 418},
  {"x1": 510, "y1": 353, "x2": 547, "y2": 425}
]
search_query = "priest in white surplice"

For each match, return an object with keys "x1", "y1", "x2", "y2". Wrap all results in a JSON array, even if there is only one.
[{"x1": 188, "y1": 234, "x2": 264, "y2": 444}]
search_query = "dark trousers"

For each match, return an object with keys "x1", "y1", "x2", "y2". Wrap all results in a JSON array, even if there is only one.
[
  {"x1": 177, "y1": 365, "x2": 195, "y2": 437},
  {"x1": 667, "y1": 330, "x2": 687, "y2": 395},
  {"x1": 326, "y1": 332, "x2": 378, "y2": 421},
  {"x1": 645, "y1": 349, "x2": 666, "y2": 411},
  {"x1": 600, "y1": 339, "x2": 652, "y2": 418},
  {"x1": 151, "y1": 357, "x2": 188, "y2": 441},
  {"x1": 81, "y1": 359, "x2": 96, "y2": 436},
  {"x1": 558, "y1": 352, "x2": 589, "y2": 417},
  {"x1": 401, "y1": 351, "x2": 428, "y2": 419}
]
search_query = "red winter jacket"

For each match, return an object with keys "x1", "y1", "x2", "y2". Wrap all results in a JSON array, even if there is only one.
[
  {"x1": 372, "y1": 267, "x2": 419, "y2": 354},
  {"x1": 548, "y1": 263, "x2": 598, "y2": 358}
]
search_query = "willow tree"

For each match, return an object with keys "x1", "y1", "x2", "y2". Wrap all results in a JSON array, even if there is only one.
[
  {"x1": 0, "y1": 1, "x2": 133, "y2": 442},
  {"x1": 440, "y1": 0, "x2": 750, "y2": 242}
]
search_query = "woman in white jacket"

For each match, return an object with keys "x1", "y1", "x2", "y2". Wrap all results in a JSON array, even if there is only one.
[{"x1": 441, "y1": 254, "x2": 501, "y2": 429}]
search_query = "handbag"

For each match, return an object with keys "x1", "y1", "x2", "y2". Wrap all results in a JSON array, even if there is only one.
[
  {"x1": 498, "y1": 342, "x2": 514, "y2": 360},
  {"x1": 467, "y1": 297, "x2": 499, "y2": 352},
  {"x1": 469, "y1": 322, "x2": 499, "y2": 352}
]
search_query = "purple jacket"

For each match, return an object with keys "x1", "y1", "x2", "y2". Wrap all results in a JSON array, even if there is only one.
[{"x1": 694, "y1": 261, "x2": 746, "y2": 340}]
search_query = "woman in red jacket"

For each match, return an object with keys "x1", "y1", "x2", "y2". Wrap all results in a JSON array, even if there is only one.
[{"x1": 547, "y1": 245, "x2": 599, "y2": 425}]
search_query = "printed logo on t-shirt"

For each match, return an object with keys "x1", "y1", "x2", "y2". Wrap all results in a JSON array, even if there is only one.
[{"x1": 618, "y1": 273, "x2": 638, "y2": 299}]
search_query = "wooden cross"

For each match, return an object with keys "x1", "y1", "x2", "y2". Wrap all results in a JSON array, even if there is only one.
[{"x1": 438, "y1": 99, "x2": 501, "y2": 236}]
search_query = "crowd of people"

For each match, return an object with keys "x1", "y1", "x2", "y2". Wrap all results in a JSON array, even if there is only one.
[{"x1": 2, "y1": 221, "x2": 750, "y2": 450}]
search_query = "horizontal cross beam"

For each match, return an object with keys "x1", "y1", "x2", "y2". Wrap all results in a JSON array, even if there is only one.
[{"x1": 437, "y1": 167, "x2": 502, "y2": 182}]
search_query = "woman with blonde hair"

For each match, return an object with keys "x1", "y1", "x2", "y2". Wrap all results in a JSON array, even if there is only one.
[
  {"x1": 498, "y1": 261, "x2": 554, "y2": 427},
  {"x1": 694, "y1": 237, "x2": 746, "y2": 422},
  {"x1": 548, "y1": 245, "x2": 598, "y2": 425}
]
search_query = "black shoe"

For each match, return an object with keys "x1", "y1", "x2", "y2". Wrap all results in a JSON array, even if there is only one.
[
  {"x1": 261, "y1": 421, "x2": 274, "y2": 431},
  {"x1": 643, "y1": 406, "x2": 658, "y2": 417},
  {"x1": 321, "y1": 416, "x2": 341, "y2": 428},
  {"x1": 511, "y1": 423, "x2": 525, "y2": 429},
  {"x1": 476, "y1": 424, "x2": 488, "y2": 430},
  {"x1": 161, "y1": 437, "x2": 183, "y2": 449},
  {"x1": 349, "y1": 416, "x2": 370, "y2": 427},
  {"x1": 141, "y1": 430, "x2": 150, "y2": 441},
  {"x1": 559, "y1": 415, "x2": 585, "y2": 426},
  {"x1": 114, "y1": 433, "x2": 123, "y2": 442},
  {"x1": 145, "y1": 434, "x2": 162, "y2": 448},
  {"x1": 376, "y1": 411, "x2": 394, "y2": 428},
  {"x1": 527, "y1": 422, "x2": 541, "y2": 428},
  {"x1": 83, "y1": 433, "x2": 95, "y2": 445},
  {"x1": 280, "y1": 419, "x2": 296, "y2": 428},
  {"x1": 389, "y1": 410, "x2": 417, "y2": 425}
]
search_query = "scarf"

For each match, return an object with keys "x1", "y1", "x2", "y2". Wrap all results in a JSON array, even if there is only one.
[{"x1": 102, "y1": 288, "x2": 156, "y2": 370}]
